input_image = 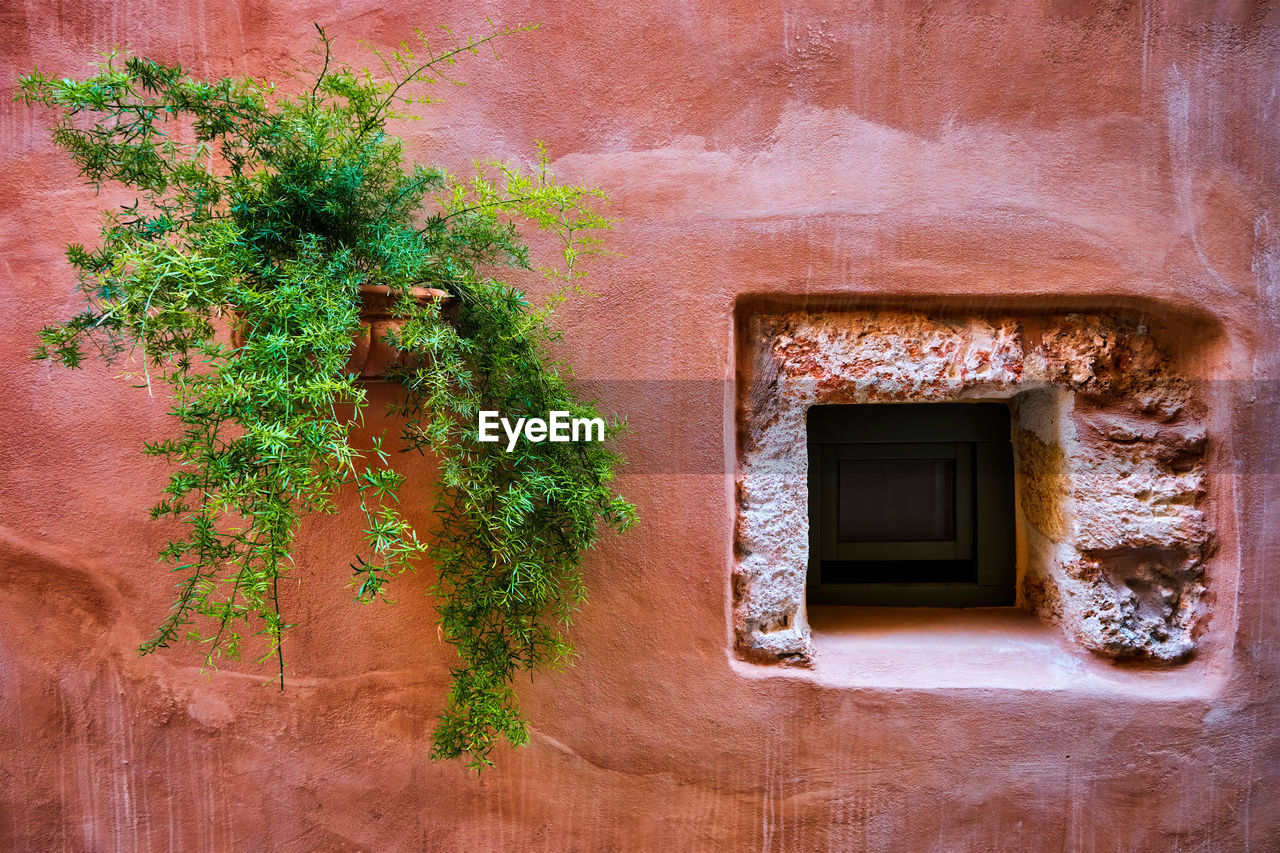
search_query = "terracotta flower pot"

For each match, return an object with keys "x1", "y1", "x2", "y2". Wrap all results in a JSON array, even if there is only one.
[
  {"x1": 230, "y1": 284, "x2": 452, "y2": 379},
  {"x1": 346, "y1": 284, "x2": 452, "y2": 379}
]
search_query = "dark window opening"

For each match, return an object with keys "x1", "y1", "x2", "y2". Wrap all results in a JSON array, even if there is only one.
[
  {"x1": 838, "y1": 458, "x2": 956, "y2": 541},
  {"x1": 807, "y1": 403, "x2": 1016, "y2": 607}
]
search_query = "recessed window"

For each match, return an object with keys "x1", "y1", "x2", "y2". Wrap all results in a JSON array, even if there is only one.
[{"x1": 807, "y1": 403, "x2": 1015, "y2": 607}]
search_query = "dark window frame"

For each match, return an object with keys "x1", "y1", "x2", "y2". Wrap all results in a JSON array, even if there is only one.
[{"x1": 806, "y1": 403, "x2": 1016, "y2": 607}]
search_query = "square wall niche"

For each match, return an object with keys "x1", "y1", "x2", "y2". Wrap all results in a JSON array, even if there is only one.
[{"x1": 732, "y1": 308, "x2": 1217, "y2": 669}]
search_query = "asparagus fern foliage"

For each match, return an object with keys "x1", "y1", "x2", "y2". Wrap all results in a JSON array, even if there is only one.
[{"x1": 18, "y1": 24, "x2": 634, "y2": 768}]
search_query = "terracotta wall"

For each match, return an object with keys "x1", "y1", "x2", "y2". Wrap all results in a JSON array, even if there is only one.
[{"x1": 2, "y1": 1, "x2": 1278, "y2": 849}]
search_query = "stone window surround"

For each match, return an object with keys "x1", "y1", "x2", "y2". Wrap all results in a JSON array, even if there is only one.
[{"x1": 733, "y1": 307, "x2": 1219, "y2": 669}]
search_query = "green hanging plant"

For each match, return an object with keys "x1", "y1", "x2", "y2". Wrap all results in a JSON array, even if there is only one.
[{"x1": 18, "y1": 24, "x2": 634, "y2": 769}]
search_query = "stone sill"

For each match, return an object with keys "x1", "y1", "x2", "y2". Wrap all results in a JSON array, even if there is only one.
[{"x1": 731, "y1": 606, "x2": 1223, "y2": 698}]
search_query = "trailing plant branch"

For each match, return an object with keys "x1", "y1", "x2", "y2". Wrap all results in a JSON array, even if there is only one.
[{"x1": 20, "y1": 25, "x2": 632, "y2": 768}]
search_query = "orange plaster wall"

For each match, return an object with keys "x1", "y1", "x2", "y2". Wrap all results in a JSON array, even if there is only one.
[{"x1": 1, "y1": 1, "x2": 1278, "y2": 849}]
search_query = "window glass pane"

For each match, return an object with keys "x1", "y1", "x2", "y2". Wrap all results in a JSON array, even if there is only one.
[{"x1": 838, "y1": 458, "x2": 955, "y2": 542}]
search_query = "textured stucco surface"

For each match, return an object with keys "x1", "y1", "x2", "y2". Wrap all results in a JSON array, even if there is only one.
[{"x1": 2, "y1": 1, "x2": 1279, "y2": 850}]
